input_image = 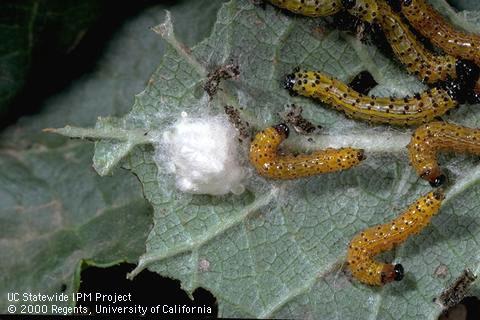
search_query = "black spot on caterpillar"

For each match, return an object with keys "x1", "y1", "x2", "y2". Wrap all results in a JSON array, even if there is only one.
[
  {"x1": 249, "y1": 123, "x2": 365, "y2": 179},
  {"x1": 329, "y1": 10, "x2": 363, "y2": 33},
  {"x1": 264, "y1": 0, "x2": 343, "y2": 17},
  {"x1": 284, "y1": 69, "x2": 457, "y2": 126},
  {"x1": 265, "y1": 0, "x2": 378, "y2": 22},
  {"x1": 265, "y1": 0, "x2": 477, "y2": 95},
  {"x1": 399, "y1": 0, "x2": 480, "y2": 67},
  {"x1": 376, "y1": 1, "x2": 459, "y2": 85},
  {"x1": 407, "y1": 121, "x2": 480, "y2": 187},
  {"x1": 347, "y1": 189, "x2": 445, "y2": 286}
]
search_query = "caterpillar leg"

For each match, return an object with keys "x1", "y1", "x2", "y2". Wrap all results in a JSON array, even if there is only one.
[
  {"x1": 264, "y1": 0, "x2": 343, "y2": 17},
  {"x1": 249, "y1": 123, "x2": 365, "y2": 179},
  {"x1": 284, "y1": 69, "x2": 457, "y2": 126},
  {"x1": 408, "y1": 122, "x2": 480, "y2": 187},
  {"x1": 347, "y1": 190, "x2": 445, "y2": 286},
  {"x1": 399, "y1": 0, "x2": 480, "y2": 67}
]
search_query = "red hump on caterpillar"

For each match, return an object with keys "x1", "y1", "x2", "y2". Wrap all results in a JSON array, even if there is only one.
[
  {"x1": 407, "y1": 122, "x2": 480, "y2": 187},
  {"x1": 249, "y1": 123, "x2": 365, "y2": 179},
  {"x1": 284, "y1": 69, "x2": 457, "y2": 126},
  {"x1": 347, "y1": 189, "x2": 445, "y2": 286}
]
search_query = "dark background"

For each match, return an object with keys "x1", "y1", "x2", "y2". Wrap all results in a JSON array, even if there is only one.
[
  {"x1": 79, "y1": 263, "x2": 218, "y2": 317},
  {"x1": 1, "y1": 0, "x2": 218, "y2": 316}
]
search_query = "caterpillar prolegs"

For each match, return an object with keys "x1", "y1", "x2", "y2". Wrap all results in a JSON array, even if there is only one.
[
  {"x1": 264, "y1": 0, "x2": 379, "y2": 22},
  {"x1": 265, "y1": 0, "x2": 343, "y2": 17},
  {"x1": 284, "y1": 69, "x2": 457, "y2": 126},
  {"x1": 377, "y1": 0, "x2": 479, "y2": 98},
  {"x1": 347, "y1": 189, "x2": 445, "y2": 286},
  {"x1": 399, "y1": 0, "x2": 480, "y2": 67},
  {"x1": 266, "y1": 0, "x2": 480, "y2": 98},
  {"x1": 408, "y1": 121, "x2": 480, "y2": 187},
  {"x1": 249, "y1": 124, "x2": 365, "y2": 179}
]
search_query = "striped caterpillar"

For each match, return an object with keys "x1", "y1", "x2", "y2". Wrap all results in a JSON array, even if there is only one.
[
  {"x1": 381, "y1": 0, "x2": 480, "y2": 98},
  {"x1": 399, "y1": 0, "x2": 480, "y2": 67},
  {"x1": 407, "y1": 121, "x2": 480, "y2": 187},
  {"x1": 347, "y1": 189, "x2": 445, "y2": 286},
  {"x1": 376, "y1": 0, "x2": 460, "y2": 85},
  {"x1": 266, "y1": 0, "x2": 479, "y2": 97},
  {"x1": 249, "y1": 123, "x2": 365, "y2": 179},
  {"x1": 284, "y1": 69, "x2": 457, "y2": 126},
  {"x1": 377, "y1": 0, "x2": 479, "y2": 99},
  {"x1": 265, "y1": 0, "x2": 379, "y2": 22},
  {"x1": 264, "y1": 0, "x2": 343, "y2": 17}
]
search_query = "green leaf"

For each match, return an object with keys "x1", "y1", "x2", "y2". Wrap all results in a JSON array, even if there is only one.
[
  {"x1": 449, "y1": 0, "x2": 480, "y2": 11},
  {"x1": 51, "y1": 0, "x2": 480, "y2": 318},
  {"x1": 429, "y1": 0, "x2": 480, "y2": 33},
  {"x1": 0, "y1": 1, "x2": 224, "y2": 314},
  {"x1": 0, "y1": 142, "x2": 153, "y2": 311}
]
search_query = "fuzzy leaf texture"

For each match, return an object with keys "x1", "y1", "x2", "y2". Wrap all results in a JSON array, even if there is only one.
[
  {"x1": 0, "y1": 1, "x2": 224, "y2": 314},
  {"x1": 55, "y1": 0, "x2": 480, "y2": 319}
]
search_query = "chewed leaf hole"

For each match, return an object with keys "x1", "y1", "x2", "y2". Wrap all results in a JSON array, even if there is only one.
[
  {"x1": 439, "y1": 296, "x2": 480, "y2": 320},
  {"x1": 77, "y1": 263, "x2": 218, "y2": 317}
]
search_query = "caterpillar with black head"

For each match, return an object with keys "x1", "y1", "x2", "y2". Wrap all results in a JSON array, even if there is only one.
[
  {"x1": 407, "y1": 121, "x2": 480, "y2": 187},
  {"x1": 266, "y1": 0, "x2": 478, "y2": 96},
  {"x1": 249, "y1": 123, "x2": 365, "y2": 179},
  {"x1": 398, "y1": 0, "x2": 480, "y2": 67},
  {"x1": 347, "y1": 189, "x2": 445, "y2": 286},
  {"x1": 284, "y1": 69, "x2": 457, "y2": 126}
]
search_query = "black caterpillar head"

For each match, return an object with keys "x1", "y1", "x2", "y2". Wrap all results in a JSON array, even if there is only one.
[
  {"x1": 429, "y1": 174, "x2": 446, "y2": 188},
  {"x1": 393, "y1": 264, "x2": 404, "y2": 281},
  {"x1": 284, "y1": 73, "x2": 298, "y2": 96},
  {"x1": 273, "y1": 123, "x2": 290, "y2": 138}
]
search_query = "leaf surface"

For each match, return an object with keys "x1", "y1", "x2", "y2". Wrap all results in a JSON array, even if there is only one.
[
  {"x1": 0, "y1": 1, "x2": 224, "y2": 313},
  {"x1": 55, "y1": 0, "x2": 480, "y2": 318}
]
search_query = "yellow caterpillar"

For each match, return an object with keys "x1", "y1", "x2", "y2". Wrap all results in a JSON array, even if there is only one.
[
  {"x1": 264, "y1": 0, "x2": 378, "y2": 22},
  {"x1": 347, "y1": 189, "x2": 445, "y2": 286},
  {"x1": 264, "y1": 0, "x2": 343, "y2": 17},
  {"x1": 377, "y1": 0, "x2": 460, "y2": 84},
  {"x1": 267, "y1": 0, "x2": 478, "y2": 89},
  {"x1": 408, "y1": 121, "x2": 480, "y2": 187},
  {"x1": 284, "y1": 69, "x2": 457, "y2": 126},
  {"x1": 400, "y1": 0, "x2": 480, "y2": 67},
  {"x1": 249, "y1": 124, "x2": 365, "y2": 179}
]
